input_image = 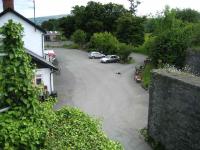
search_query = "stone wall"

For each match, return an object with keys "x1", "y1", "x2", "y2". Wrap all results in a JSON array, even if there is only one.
[
  {"x1": 148, "y1": 69, "x2": 200, "y2": 150},
  {"x1": 185, "y1": 49, "x2": 200, "y2": 76}
]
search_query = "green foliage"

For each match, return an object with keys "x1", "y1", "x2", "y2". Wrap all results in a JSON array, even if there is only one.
[
  {"x1": 59, "y1": 16, "x2": 76, "y2": 38},
  {"x1": 144, "y1": 18, "x2": 158, "y2": 33},
  {"x1": 140, "y1": 128, "x2": 165, "y2": 150},
  {"x1": 72, "y1": 2, "x2": 128, "y2": 38},
  {"x1": 134, "y1": 34, "x2": 156, "y2": 55},
  {"x1": 117, "y1": 43, "x2": 132, "y2": 62},
  {"x1": 89, "y1": 32, "x2": 132, "y2": 62},
  {"x1": 189, "y1": 23, "x2": 200, "y2": 47},
  {"x1": 149, "y1": 27, "x2": 191, "y2": 68},
  {"x1": 41, "y1": 19, "x2": 60, "y2": 31},
  {"x1": 71, "y1": 29, "x2": 87, "y2": 46},
  {"x1": 68, "y1": 43, "x2": 80, "y2": 49},
  {"x1": 141, "y1": 64, "x2": 153, "y2": 89},
  {"x1": 146, "y1": 8, "x2": 193, "y2": 68},
  {"x1": 0, "y1": 20, "x2": 39, "y2": 109},
  {"x1": 89, "y1": 32, "x2": 119, "y2": 54},
  {"x1": 116, "y1": 14, "x2": 145, "y2": 46},
  {"x1": 44, "y1": 107, "x2": 123, "y2": 150},
  {"x1": 42, "y1": 2, "x2": 128, "y2": 39},
  {"x1": 174, "y1": 8, "x2": 200, "y2": 23},
  {"x1": 153, "y1": 8, "x2": 185, "y2": 35},
  {"x1": 0, "y1": 100, "x2": 56, "y2": 149}
]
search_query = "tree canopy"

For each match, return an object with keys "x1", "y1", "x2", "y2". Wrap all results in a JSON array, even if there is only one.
[{"x1": 116, "y1": 14, "x2": 145, "y2": 46}]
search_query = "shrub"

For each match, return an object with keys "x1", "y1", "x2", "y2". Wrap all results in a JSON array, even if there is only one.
[
  {"x1": 140, "y1": 128, "x2": 165, "y2": 150},
  {"x1": 117, "y1": 43, "x2": 132, "y2": 62},
  {"x1": 43, "y1": 107, "x2": 123, "y2": 150},
  {"x1": 69, "y1": 43, "x2": 80, "y2": 49},
  {"x1": 0, "y1": 101, "x2": 56, "y2": 149},
  {"x1": 89, "y1": 32, "x2": 119, "y2": 54},
  {"x1": 149, "y1": 28, "x2": 191, "y2": 68},
  {"x1": 133, "y1": 34, "x2": 156, "y2": 55},
  {"x1": 141, "y1": 64, "x2": 153, "y2": 89},
  {"x1": 71, "y1": 29, "x2": 87, "y2": 46}
]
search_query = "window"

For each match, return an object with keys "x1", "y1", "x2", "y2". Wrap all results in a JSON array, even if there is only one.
[{"x1": 35, "y1": 74, "x2": 43, "y2": 85}]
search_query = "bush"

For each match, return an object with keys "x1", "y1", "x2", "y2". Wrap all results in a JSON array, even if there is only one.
[
  {"x1": 89, "y1": 32, "x2": 119, "y2": 54},
  {"x1": 0, "y1": 101, "x2": 56, "y2": 149},
  {"x1": 149, "y1": 28, "x2": 191, "y2": 68},
  {"x1": 141, "y1": 64, "x2": 153, "y2": 89},
  {"x1": 134, "y1": 34, "x2": 156, "y2": 55},
  {"x1": 117, "y1": 43, "x2": 132, "y2": 62},
  {"x1": 71, "y1": 29, "x2": 87, "y2": 46},
  {"x1": 43, "y1": 107, "x2": 123, "y2": 150}
]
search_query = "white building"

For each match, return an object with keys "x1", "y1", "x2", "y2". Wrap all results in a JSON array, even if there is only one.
[{"x1": 0, "y1": 0, "x2": 57, "y2": 94}]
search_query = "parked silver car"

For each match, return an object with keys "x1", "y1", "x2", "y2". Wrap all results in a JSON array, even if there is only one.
[
  {"x1": 88, "y1": 51, "x2": 105, "y2": 59},
  {"x1": 100, "y1": 55, "x2": 120, "y2": 63}
]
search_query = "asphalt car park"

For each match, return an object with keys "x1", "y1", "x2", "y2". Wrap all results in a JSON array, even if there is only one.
[{"x1": 54, "y1": 48, "x2": 151, "y2": 150}]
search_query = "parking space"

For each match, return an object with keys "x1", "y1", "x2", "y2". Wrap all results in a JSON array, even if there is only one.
[{"x1": 53, "y1": 48, "x2": 151, "y2": 150}]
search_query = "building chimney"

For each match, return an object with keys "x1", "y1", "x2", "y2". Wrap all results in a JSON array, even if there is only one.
[{"x1": 3, "y1": 0, "x2": 14, "y2": 10}]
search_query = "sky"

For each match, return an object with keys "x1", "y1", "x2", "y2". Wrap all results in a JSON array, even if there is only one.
[{"x1": 0, "y1": 0, "x2": 200, "y2": 18}]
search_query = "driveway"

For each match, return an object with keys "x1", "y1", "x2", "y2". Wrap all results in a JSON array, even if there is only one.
[{"x1": 53, "y1": 48, "x2": 151, "y2": 150}]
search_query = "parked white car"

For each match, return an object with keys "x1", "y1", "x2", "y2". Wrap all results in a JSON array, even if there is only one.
[
  {"x1": 100, "y1": 55, "x2": 120, "y2": 63},
  {"x1": 88, "y1": 51, "x2": 105, "y2": 59}
]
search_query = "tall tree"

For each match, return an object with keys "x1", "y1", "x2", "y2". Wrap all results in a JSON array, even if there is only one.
[
  {"x1": 59, "y1": 16, "x2": 76, "y2": 38},
  {"x1": 128, "y1": 0, "x2": 141, "y2": 15},
  {"x1": 116, "y1": 14, "x2": 145, "y2": 46},
  {"x1": 174, "y1": 8, "x2": 200, "y2": 23}
]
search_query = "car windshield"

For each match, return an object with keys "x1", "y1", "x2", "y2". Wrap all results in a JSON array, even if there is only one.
[
  {"x1": 91, "y1": 52, "x2": 100, "y2": 54},
  {"x1": 105, "y1": 55, "x2": 112, "y2": 58}
]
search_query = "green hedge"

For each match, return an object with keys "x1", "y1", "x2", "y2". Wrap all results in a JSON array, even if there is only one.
[{"x1": 89, "y1": 32, "x2": 132, "y2": 62}]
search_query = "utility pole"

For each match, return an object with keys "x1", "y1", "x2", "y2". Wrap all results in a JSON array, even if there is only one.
[{"x1": 33, "y1": 0, "x2": 36, "y2": 24}]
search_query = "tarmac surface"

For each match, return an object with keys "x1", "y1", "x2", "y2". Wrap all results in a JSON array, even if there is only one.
[{"x1": 53, "y1": 48, "x2": 151, "y2": 150}]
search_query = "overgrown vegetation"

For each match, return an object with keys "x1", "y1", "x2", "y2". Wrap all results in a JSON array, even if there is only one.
[
  {"x1": 0, "y1": 20, "x2": 123, "y2": 150},
  {"x1": 141, "y1": 64, "x2": 153, "y2": 89},
  {"x1": 71, "y1": 29, "x2": 87, "y2": 47},
  {"x1": 44, "y1": 107, "x2": 123, "y2": 150},
  {"x1": 140, "y1": 128, "x2": 165, "y2": 150},
  {"x1": 89, "y1": 32, "x2": 119, "y2": 54}
]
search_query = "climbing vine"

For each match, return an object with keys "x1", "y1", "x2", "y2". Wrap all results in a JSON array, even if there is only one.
[{"x1": 0, "y1": 20, "x2": 39, "y2": 110}]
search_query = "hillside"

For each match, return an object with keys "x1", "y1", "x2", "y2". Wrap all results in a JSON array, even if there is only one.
[{"x1": 29, "y1": 14, "x2": 67, "y2": 25}]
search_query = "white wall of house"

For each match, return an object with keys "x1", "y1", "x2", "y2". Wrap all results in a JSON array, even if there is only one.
[
  {"x1": 0, "y1": 12, "x2": 44, "y2": 57},
  {"x1": 35, "y1": 68, "x2": 53, "y2": 93}
]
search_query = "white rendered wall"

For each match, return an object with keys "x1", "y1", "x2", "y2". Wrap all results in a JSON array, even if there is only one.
[
  {"x1": 35, "y1": 68, "x2": 53, "y2": 93},
  {"x1": 0, "y1": 12, "x2": 44, "y2": 57}
]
